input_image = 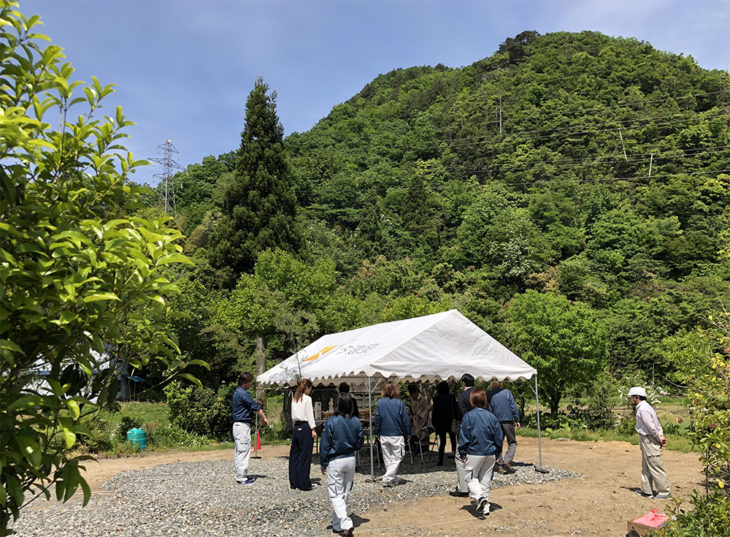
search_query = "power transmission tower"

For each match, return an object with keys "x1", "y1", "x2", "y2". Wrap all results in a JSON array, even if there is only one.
[{"x1": 150, "y1": 139, "x2": 184, "y2": 216}]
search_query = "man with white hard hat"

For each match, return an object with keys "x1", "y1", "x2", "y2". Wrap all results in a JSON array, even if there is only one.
[{"x1": 629, "y1": 386, "x2": 670, "y2": 499}]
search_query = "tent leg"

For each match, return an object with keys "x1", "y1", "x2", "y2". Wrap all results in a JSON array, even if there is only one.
[
  {"x1": 368, "y1": 376, "x2": 374, "y2": 481},
  {"x1": 534, "y1": 374, "x2": 544, "y2": 472}
]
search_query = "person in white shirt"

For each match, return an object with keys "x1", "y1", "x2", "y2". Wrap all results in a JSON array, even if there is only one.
[
  {"x1": 290, "y1": 378, "x2": 318, "y2": 491},
  {"x1": 629, "y1": 386, "x2": 670, "y2": 499}
]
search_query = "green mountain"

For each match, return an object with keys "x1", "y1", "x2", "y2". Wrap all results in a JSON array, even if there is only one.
[{"x1": 166, "y1": 30, "x2": 730, "y2": 381}]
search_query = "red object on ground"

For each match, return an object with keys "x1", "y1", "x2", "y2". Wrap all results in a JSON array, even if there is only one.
[
  {"x1": 255, "y1": 429, "x2": 262, "y2": 451},
  {"x1": 633, "y1": 508, "x2": 668, "y2": 527}
]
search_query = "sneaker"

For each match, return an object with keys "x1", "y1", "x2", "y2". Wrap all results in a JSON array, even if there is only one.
[
  {"x1": 449, "y1": 489, "x2": 469, "y2": 497},
  {"x1": 634, "y1": 490, "x2": 654, "y2": 498},
  {"x1": 503, "y1": 461, "x2": 515, "y2": 474},
  {"x1": 383, "y1": 480, "x2": 395, "y2": 488},
  {"x1": 494, "y1": 465, "x2": 505, "y2": 474},
  {"x1": 483, "y1": 501, "x2": 490, "y2": 516},
  {"x1": 476, "y1": 497, "x2": 487, "y2": 513},
  {"x1": 242, "y1": 478, "x2": 256, "y2": 486},
  {"x1": 654, "y1": 492, "x2": 672, "y2": 500}
]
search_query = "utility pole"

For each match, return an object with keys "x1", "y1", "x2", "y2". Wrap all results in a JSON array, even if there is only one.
[
  {"x1": 150, "y1": 139, "x2": 184, "y2": 216},
  {"x1": 648, "y1": 153, "x2": 654, "y2": 178},
  {"x1": 618, "y1": 128, "x2": 627, "y2": 161}
]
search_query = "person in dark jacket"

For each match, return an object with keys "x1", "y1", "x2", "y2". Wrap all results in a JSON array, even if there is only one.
[
  {"x1": 232, "y1": 372, "x2": 269, "y2": 485},
  {"x1": 374, "y1": 382, "x2": 411, "y2": 487},
  {"x1": 320, "y1": 393, "x2": 364, "y2": 537},
  {"x1": 432, "y1": 381, "x2": 457, "y2": 466},
  {"x1": 458, "y1": 389, "x2": 503, "y2": 516},
  {"x1": 486, "y1": 380, "x2": 521, "y2": 474},
  {"x1": 450, "y1": 373, "x2": 475, "y2": 497},
  {"x1": 338, "y1": 382, "x2": 359, "y2": 418}
]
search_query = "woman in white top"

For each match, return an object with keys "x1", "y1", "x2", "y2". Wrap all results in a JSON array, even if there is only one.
[{"x1": 290, "y1": 378, "x2": 317, "y2": 490}]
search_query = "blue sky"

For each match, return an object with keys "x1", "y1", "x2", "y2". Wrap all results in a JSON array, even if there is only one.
[{"x1": 23, "y1": 0, "x2": 730, "y2": 185}]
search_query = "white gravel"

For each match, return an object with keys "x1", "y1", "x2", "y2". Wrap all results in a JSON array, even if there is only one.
[{"x1": 11, "y1": 450, "x2": 580, "y2": 537}]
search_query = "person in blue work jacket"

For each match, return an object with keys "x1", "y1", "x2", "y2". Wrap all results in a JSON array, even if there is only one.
[
  {"x1": 458, "y1": 389, "x2": 503, "y2": 516},
  {"x1": 374, "y1": 381, "x2": 411, "y2": 487},
  {"x1": 232, "y1": 372, "x2": 269, "y2": 485},
  {"x1": 486, "y1": 380, "x2": 521, "y2": 474},
  {"x1": 320, "y1": 393, "x2": 364, "y2": 537}
]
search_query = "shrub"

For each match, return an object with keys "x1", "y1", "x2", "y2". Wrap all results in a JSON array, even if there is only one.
[
  {"x1": 118, "y1": 416, "x2": 143, "y2": 441},
  {"x1": 164, "y1": 381, "x2": 236, "y2": 440},
  {"x1": 77, "y1": 422, "x2": 115, "y2": 454},
  {"x1": 663, "y1": 491, "x2": 730, "y2": 537},
  {"x1": 145, "y1": 424, "x2": 209, "y2": 449}
]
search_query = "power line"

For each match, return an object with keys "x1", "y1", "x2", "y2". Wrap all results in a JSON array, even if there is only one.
[
  {"x1": 158, "y1": 89, "x2": 730, "y2": 158},
  {"x1": 483, "y1": 166, "x2": 730, "y2": 188},
  {"x1": 453, "y1": 144, "x2": 730, "y2": 176}
]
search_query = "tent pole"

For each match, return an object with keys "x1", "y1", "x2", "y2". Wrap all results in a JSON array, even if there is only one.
[
  {"x1": 534, "y1": 374, "x2": 544, "y2": 472},
  {"x1": 368, "y1": 375, "x2": 374, "y2": 481}
]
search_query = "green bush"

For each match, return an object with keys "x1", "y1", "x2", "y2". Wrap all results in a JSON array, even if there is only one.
[
  {"x1": 77, "y1": 421, "x2": 115, "y2": 453},
  {"x1": 663, "y1": 491, "x2": 730, "y2": 537},
  {"x1": 164, "y1": 381, "x2": 236, "y2": 440},
  {"x1": 118, "y1": 416, "x2": 143, "y2": 441},
  {"x1": 145, "y1": 424, "x2": 209, "y2": 449}
]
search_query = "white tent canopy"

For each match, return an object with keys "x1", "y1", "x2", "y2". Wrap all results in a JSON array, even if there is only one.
[
  {"x1": 258, "y1": 309, "x2": 536, "y2": 386},
  {"x1": 257, "y1": 309, "x2": 545, "y2": 476}
]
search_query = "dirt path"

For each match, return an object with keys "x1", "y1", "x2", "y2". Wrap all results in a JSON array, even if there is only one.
[{"x1": 83, "y1": 437, "x2": 703, "y2": 536}]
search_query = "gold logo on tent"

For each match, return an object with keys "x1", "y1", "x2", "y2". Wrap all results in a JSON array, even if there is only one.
[{"x1": 303, "y1": 346, "x2": 337, "y2": 362}]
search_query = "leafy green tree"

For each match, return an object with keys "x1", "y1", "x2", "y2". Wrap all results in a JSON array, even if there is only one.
[
  {"x1": 354, "y1": 188, "x2": 383, "y2": 259},
  {"x1": 209, "y1": 78, "x2": 301, "y2": 285},
  {"x1": 215, "y1": 249, "x2": 342, "y2": 375},
  {"x1": 662, "y1": 322, "x2": 730, "y2": 536},
  {"x1": 505, "y1": 291, "x2": 607, "y2": 415},
  {"x1": 0, "y1": 4, "x2": 200, "y2": 532}
]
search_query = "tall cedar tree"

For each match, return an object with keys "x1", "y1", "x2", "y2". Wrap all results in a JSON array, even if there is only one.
[{"x1": 209, "y1": 79, "x2": 301, "y2": 285}]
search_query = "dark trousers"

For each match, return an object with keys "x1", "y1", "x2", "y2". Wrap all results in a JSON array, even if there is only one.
[
  {"x1": 499, "y1": 421, "x2": 517, "y2": 464},
  {"x1": 289, "y1": 422, "x2": 313, "y2": 490},
  {"x1": 436, "y1": 429, "x2": 456, "y2": 465}
]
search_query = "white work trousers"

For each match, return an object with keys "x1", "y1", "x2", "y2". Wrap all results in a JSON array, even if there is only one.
[
  {"x1": 327, "y1": 456, "x2": 356, "y2": 532},
  {"x1": 464, "y1": 453, "x2": 496, "y2": 502},
  {"x1": 379, "y1": 436, "x2": 405, "y2": 484},
  {"x1": 233, "y1": 422, "x2": 251, "y2": 483},
  {"x1": 455, "y1": 440, "x2": 469, "y2": 493}
]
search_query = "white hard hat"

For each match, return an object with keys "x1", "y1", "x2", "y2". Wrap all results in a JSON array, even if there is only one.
[{"x1": 628, "y1": 386, "x2": 646, "y2": 398}]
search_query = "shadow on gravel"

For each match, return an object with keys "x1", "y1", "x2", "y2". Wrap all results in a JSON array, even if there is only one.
[
  {"x1": 459, "y1": 501, "x2": 503, "y2": 519},
  {"x1": 325, "y1": 514, "x2": 370, "y2": 532}
]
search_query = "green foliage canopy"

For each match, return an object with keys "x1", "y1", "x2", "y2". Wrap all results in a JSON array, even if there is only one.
[
  {"x1": 209, "y1": 79, "x2": 301, "y2": 285},
  {"x1": 505, "y1": 291, "x2": 608, "y2": 414},
  {"x1": 0, "y1": 3, "x2": 200, "y2": 532}
]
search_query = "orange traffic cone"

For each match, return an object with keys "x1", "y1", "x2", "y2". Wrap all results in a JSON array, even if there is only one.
[{"x1": 255, "y1": 429, "x2": 262, "y2": 451}]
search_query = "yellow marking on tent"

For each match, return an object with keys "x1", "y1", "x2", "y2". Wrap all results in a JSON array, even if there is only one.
[{"x1": 303, "y1": 345, "x2": 337, "y2": 362}]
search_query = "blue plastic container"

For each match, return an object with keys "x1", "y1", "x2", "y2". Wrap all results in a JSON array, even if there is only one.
[{"x1": 126, "y1": 428, "x2": 147, "y2": 450}]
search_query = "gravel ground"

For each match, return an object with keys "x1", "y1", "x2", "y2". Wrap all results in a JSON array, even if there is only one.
[{"x1": 12, "y1": 451, "x2": 580, "y2": 537}]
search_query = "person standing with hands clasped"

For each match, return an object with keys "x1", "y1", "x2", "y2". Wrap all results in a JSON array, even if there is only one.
[
  {"x1": 374, "y1": 382, "x2": 411, "y2": 487},
  {"x1": 289, "y1": 378, "x2": 318, "y2": 491},
  {"x1": 232, "y1": 372, "x2": 269, "y2": 486},
  {"x1": 450, "y1": 373, "x2": 475, "y2": 497},
  {"x1": 458, "y1": 389, "x2": 503, "y2": 516},
  {"x1": 320, "y1": 393, "x2": 364, "y2": 537},
  {"x1": 486, "y1": 380, "x2": 521, "y2": 474},
  {"x1": 629, "y1": 387, "x2": 671, "y2": 499},
  {"x1": 432, "y1": 381, "x2": 457, "y2": 466}
]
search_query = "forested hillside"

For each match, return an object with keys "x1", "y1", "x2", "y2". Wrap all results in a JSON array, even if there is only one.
[{"x1": 156, "y1": 31, "x2": 730, "y2": 402}]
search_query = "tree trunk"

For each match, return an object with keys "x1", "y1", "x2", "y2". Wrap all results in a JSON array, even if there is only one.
[
  {"x1": 256, "y1": 336, "x2": 266, "y2": 408},
  {"x1": 550, "y1": 394, "x2": 561, "y2": 416}
]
